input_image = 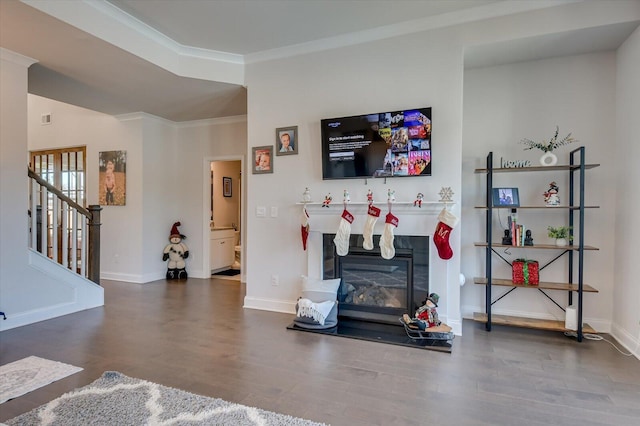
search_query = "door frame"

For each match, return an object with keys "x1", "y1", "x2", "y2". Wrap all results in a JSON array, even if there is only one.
[{"x1": 202, "y1": 155, "x2": 245, "y2": 279}]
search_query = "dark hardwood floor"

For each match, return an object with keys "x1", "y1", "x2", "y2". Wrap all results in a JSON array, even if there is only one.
[{"x1": 1, "y1": 278, "x2": 638, "y2": 425}]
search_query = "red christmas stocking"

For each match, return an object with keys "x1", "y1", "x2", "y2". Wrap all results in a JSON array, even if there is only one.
[
  {"x1": 301, "y1": 205, "x2": 310, "y2": 250},
  {"x1": 363, "y1": 204, "x2": 381, "y2": 250},
  {"x1": 333, "y1": 209, "x2": 354, "y2": 256},
  {"x1": 434, "y1": 208, "x2": 459, "y2": 260}
]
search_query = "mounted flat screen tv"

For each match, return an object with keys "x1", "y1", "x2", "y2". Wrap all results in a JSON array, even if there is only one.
[{"x1": 321, "y1": 107, "x2": 431, "y2": 180}]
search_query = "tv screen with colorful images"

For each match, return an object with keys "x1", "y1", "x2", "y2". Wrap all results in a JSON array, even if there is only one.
[{"x1": 321, "y1": 107, "x2": 432, "y2": 180}]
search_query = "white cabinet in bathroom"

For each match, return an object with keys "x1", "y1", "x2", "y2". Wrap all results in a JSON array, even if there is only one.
[{"x1": 210, "y1": 228, "x2": 235, "y2": 272}]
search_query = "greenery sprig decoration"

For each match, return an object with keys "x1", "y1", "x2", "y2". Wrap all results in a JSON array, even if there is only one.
[{"x1": 520, "y1": 126, "x2": 577, "y2": 153}]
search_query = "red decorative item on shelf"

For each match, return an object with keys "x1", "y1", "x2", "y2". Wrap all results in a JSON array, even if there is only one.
[{"x1": 512, "y1": 259, "x2": 539, "y2": 285}]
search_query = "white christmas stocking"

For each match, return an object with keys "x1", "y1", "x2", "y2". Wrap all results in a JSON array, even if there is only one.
[
  {"x1": 333, "y1": 209, "x2": 354, "y2": 256},
  {"x1": 434, "y1": 208, "x2": 459, "y2": 260},
  {"x1": 363, "y1": 204, "x2": 381, "y2": 250},
  {"x1": 379, "y1": 212, "x2": 399, "y2": 260},
  {"x1": 301, "y1": 205, "x2": 310, "y2": 251}
]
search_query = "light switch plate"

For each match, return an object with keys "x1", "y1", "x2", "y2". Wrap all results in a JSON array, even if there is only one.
[{"x1": 256, "y1": 206, "x2": 266, "y2": 217}]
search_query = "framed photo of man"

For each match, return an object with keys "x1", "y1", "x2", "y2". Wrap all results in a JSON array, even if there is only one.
[
  {"x1": 275, "y1": 126, "x2": 298, "y2": 156},
  {"x1": 252, "y1": 146, "x2": 273, "y2": 174}
]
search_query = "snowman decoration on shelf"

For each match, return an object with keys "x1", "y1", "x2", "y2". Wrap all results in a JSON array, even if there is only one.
[
  {"x1": 163, "y1": 222, "x2": 189, "y2": 280},
  {"x1": 302, "y1": 187, "x2": 311, "y2": 202},
  {"x1": 543, "y1": 181, "x2": 561, "y2": 207}
]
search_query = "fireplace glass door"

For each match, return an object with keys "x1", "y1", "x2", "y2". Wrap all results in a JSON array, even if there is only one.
[
  {"x1": 323, "y1": 234, "x2": 429, "y2": 324},
  {"x1": 337, "y1": 252, "x2": 412, "y2": 322}
]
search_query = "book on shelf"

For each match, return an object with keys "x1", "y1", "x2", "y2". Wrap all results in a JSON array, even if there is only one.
[{"x1": 507, "y1": 217, "x2": 526, "y2": 246}]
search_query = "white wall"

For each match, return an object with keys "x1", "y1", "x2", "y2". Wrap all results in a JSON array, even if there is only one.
[
  {"x1": 241, "y1": 0, "x2": 640, "y2": 337},
  {"x1": 462, "y1": 52, "x2": 616, "y2": 332},
  {"x1": 174, "y1": 118, "x2": 247, "y2": 279},
  {"x1": 5, "y1": 1, "x2": 640, "y2": 340},
  {"x1": 0, "y1": 50, "x2": 103, "y2": 331},
  {"x1": 140, "y1": 116, "x2": 180, "y2": 282},
  {"x1": 27, "y1": 99, "x2": 247, "y2": 283},
  {"x1": 614, "y1": 26, "x2": 640, "y2": 356},
  {"x1": 28, "y1": 98, "x2": 149, "y2": 282},
  {"x1": 244, "y1": 29, "x2": 465, "y2": 331}
]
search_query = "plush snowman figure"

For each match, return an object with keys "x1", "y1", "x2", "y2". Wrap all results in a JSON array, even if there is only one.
[{"x1": 163, "y1": 222, "x2": 189, "y2": 279}]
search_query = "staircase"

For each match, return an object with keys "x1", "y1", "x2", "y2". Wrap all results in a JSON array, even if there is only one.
[{"x1": 28, "y1": 168, "x2": 101, "y2": 283}]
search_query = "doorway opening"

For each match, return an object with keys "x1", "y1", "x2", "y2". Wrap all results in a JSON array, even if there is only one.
[{"x1": 204, "y1": 157, "x2": 244, "y2": 282}]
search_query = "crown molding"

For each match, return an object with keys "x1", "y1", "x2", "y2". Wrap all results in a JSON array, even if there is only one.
[
  {"x1": 0, "y1": 47, "x2": 38, "y2": 67},
  {"x1": 175, "y1": 115, "x2": 247, "y2": 128},
  {"x1": 23, "y1": 0, "x2": 581, "y2": 69},
  {"x1": 243, "y1": 1, "x2": 583, "y2": 63},
  {"x1": 21, "y1": 0, "x2": 244, "y2": 85},
  {"x1": 114, "y1": 112, "x2": 247, "y2": 128},
  {"x1": 84, "y1": 0, "x2": 244, "y2": 65}
]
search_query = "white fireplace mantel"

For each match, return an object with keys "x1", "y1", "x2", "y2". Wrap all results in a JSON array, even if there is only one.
[
  {"x1": 297, "y1": 201, "x2": 454, "y2": 216},
  {"x1": 302, "y1": 200, "x2": 461, "y2": 336}
]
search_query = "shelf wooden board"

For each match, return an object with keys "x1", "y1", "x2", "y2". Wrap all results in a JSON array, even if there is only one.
[
  {"x1": 474, "y1": 164, "x2": 600, "y2": 173},
  {"x1": 474, "y1": 242, "x2": 599, "y2": 250},
  {"x1": 473, "y1": 312, "x2": 596, "y2": 334},
  {"x1": 474, "y1": 277, "x2": 598, "y2": 292},
  {"x1": 475, "y1": 205, "x2": 599, "y2": 209}
]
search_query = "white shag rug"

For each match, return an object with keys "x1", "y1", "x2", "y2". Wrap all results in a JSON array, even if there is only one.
[
  {"x1": 0, "y1": 356, "x2": 83, "y2": 404},
  {"x1": 5, "y1": 371, "x2": 329, "y2": 426}
]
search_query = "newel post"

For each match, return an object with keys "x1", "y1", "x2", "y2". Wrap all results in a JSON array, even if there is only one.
[{"x1": 88, "y1": 205, "x2": 102, "y2": 285}]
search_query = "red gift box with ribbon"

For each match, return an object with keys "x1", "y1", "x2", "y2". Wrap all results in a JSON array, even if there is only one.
[{"x1": 512, "y1": 259, "x2": 539, "y2": 285}]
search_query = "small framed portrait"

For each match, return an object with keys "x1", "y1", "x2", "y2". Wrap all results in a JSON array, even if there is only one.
[
  {"x1": 252, "y1": 145, "x2": 273, "y2": 174},
  {"x1": 223, "y1": 177, "x2": 232, "y2": 197},
  {"x1": 492, "y1": 187, "x2": 520, "y2": 208},
  {"x1": 275, "y1": 126, "x2": 298, "y2": 156}
]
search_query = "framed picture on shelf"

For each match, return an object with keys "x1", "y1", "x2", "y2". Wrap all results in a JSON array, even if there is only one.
[
  {"x1": 223, "y1": 177, "x2": 232, "y2": 197},
  {"x1": 252, "y1": 146, "x2": 273, "y2": 174},
  {"x1": 275, "y1": 126, "x2": 298, "y2": 156},
  {"x1": 492, "y1": 187, "x2": 520, "y2": 207}
]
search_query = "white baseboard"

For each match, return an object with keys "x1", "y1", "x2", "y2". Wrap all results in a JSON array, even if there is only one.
[
  {"x1": 443, "y1": 316, "x2": 462, "y2": 336},
  {"x1": 102, "y1": 269, "x2": 211, "y2": 283},
  {"x1": 610, "y1": 324, "x2": 640, "y2": 360},
  {"x1": 101, "y1": 271, "x2": 166, "y2": 283},
  {"x1": 0, "y1": 300, "x2": 103, "y2": 332},
  {"x1": 243, "y1": 296, "x2": 296, "y2": 314}
]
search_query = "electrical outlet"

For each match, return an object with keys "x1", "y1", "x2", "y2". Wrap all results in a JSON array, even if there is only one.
[{"x1": 271, "y1": 274, "x2": 279, "y2": 286}]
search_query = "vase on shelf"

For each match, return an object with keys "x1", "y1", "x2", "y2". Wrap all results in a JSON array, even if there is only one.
[
  {"x1": 539, "y1": 151, "x2": 558, "y2": 166},
  {"x1": 555, "y1": 238, "x2": 567, "y2": 247}
]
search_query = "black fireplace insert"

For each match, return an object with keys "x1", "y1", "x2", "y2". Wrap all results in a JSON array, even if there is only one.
[{"x1": 323, "y1": 234, "x2": 429, "y2": 324}]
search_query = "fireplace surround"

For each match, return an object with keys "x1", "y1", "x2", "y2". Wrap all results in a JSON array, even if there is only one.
[{"x1": 322, "y1": 234, "x2": 429, "y2": 324}]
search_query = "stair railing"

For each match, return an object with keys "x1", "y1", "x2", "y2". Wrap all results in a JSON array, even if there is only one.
[{"x1": 28, "y1": 169, "x2": 102, "y2": 284}]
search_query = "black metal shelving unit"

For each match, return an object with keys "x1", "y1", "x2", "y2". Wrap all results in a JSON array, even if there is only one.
[{"x1": 474, "y1": 147, "x2": 599, "y2": 342}]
